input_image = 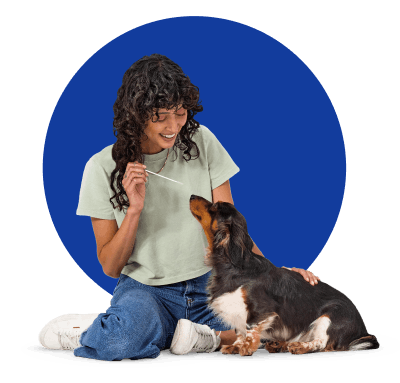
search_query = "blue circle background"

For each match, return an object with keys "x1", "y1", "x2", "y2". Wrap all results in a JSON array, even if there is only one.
[{"x1": 43, "y1": 16, "x2": 346, "y2": 295}]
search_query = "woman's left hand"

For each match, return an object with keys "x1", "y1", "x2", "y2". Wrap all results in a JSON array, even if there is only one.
[{"x1": 283, "y1": 267, "x2": 320, "y2": 285}]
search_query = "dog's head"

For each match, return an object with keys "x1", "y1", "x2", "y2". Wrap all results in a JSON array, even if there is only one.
[{"x1": 189, "y1": 194, "x2": 254, "y2": 267}]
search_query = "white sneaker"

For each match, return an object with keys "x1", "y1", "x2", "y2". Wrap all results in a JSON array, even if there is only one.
[
  {"x1": 170, "y1": 319, "x2": 221, "y2": 354},
  {"x1": 39, "y1": 313, "x2": 99, "y2": 350}
]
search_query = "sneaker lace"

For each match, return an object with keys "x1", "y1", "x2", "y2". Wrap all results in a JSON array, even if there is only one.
[
  {"x1": 192, "y1": 325, "x2": 218, "y2": 353},
  {"x1": 57, "y1": 329, "x2": 82, "y2": 350}
]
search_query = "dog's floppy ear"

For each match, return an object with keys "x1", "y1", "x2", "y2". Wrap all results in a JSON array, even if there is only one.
[
  {"x1": 214, "y1": 216, "x2": 232, "y2": 252},
  {"x1": 214, "y1": 211, "x2": 251, "y2": 267},
  {"x1": 229, "y1": 215, "x2": 249, "y2": 258}
]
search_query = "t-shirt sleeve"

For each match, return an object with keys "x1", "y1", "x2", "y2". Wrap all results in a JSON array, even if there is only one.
[
  {"x1": 201, "y1": 126, "x2": 240, "y2": 190},
  {"x1": 76, "y1": 157, "x2": 116, "y2": 220}
]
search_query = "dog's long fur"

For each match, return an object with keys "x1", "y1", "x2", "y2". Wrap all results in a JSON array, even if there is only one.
[{"x1": 189, "y1": 195, "x2": 379, "y2": 356}]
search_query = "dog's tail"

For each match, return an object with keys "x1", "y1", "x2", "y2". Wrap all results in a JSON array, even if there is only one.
[{"x1": 348, "y1": 334, "x2": 379, "y2": 351}]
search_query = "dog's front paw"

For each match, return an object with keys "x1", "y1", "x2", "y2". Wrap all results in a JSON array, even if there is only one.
[
  {"x1": 221, "y1": 333, "x2": 258, "y2": 356},
  {"x1": 237, "y1": 336, "x2": 258, "y2": 356},
  {"x1": 221, "y1": 344, "x2": 240, "y2": 354}
]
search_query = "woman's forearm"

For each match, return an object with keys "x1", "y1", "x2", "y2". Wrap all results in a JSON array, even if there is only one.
[
  {"x1": 252, "y1": 241, "x2": 264, "y2": 257},
  {"x1": 251, "y1": 240, "x2": 318, "y2": 284},
  {"x1": 99, "y1": 208, "x2": 142, "y2": 278}
]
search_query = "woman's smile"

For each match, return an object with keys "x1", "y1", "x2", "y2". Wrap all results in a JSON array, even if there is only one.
[
  {"x1": 160, "y1": 132, "x2": 176, "y2": 140},
  {"x1": 142, "y1": 106, "x2": 187, "y2": 154}
]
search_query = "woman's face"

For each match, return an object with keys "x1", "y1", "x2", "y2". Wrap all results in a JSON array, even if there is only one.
[{"x1": 141, "y1": 105, "x2": 188, "y2": 154}]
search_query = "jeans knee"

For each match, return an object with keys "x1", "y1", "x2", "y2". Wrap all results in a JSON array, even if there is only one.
[{"x1": 79, "y1": 289, "x2": 166, "y2": 360}]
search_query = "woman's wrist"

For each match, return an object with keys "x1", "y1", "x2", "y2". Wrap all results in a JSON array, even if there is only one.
[{"x1": 126, "y1": 206, "x2": 143, "y2": 217}]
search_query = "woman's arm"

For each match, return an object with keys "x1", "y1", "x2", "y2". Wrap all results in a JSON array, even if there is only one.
[
  {"x1": 212, "y1": 180, "x2": 320, "y2": 285},
  {"x1": 91, "y1": 209, "x2": 141, "y2": 278},
  {"x1": 250, "y1": 240, "x2": 320, "y2": 285},
  {"x1": 91, "y1": 161, "x2": 148, "y2": 278}
]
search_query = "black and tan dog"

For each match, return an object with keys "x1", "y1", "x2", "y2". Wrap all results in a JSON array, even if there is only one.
[{"x1": 189, "y1": 195, "x2": 379, "y2": 356}]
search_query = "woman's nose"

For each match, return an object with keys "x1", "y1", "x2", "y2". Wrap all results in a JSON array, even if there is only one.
[{"x1": 165, "y1": 114, "x2": 180, "y2": 130}]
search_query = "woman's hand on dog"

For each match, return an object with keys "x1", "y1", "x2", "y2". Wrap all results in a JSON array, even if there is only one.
[
  {"x1": 122, "y1": 161, "x2": 149, "y2": 214},
  {"x1": 284, "y1": 267, "x2": 320, "y2": 285}
]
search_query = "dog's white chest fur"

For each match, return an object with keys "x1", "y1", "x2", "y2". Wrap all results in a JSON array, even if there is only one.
[{"x1": 210, "y1": 286, "x2": 247, "y2": 335}]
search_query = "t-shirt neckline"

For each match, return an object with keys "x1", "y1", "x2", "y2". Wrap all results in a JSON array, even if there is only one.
[{"x1": 142, "y1": 148, "x2": 169, "y2": 163}]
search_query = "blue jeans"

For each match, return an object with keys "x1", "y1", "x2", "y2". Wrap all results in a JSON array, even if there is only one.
[{"x1": 74, "y1": 271, "x2": 231, "y2": 361}]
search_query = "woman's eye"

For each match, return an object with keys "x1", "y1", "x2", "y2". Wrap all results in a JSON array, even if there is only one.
[
  {"x1": 152, "y1": 116, "x2": 166, "y2": 122},
  {"x1": 152, "y1": 111, "x2": 185, "y2": 122}
]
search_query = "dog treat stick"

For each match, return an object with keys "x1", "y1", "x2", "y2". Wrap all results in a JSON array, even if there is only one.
[{"x1": 146, "y1": 170, "x2": 183, "y2": 185}]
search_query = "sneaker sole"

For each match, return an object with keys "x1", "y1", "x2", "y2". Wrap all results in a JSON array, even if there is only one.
[{"x1": 38, "y1": 313, "x2": 101, "y2": 350}]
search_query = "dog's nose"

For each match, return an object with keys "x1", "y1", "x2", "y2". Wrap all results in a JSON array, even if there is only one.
[{"x1": 190, "y1": 195, "x2": 196, "y2": 201}]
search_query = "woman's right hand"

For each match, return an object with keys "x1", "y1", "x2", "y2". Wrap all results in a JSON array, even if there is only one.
[{"x1": 122, "y1": 161, "x2": 149, "y2": 214}]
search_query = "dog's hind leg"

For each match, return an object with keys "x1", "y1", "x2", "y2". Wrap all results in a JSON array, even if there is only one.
[
  {"x1": 287, "y1": 339, "x2": 326, "y2": 354},
  {"x1": 287, "y1": 314, "x2": 331, "y2": 355},
  {"x1": 265, "y1": 340, "x2": 289, "y2": 353}
]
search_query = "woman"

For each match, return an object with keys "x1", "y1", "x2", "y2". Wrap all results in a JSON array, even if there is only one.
[{"x1": 39, "y1": 54, "x2": 320, "y2": 361}]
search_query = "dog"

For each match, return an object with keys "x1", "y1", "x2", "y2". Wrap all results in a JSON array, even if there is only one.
[{"x1": 189, "y1": 195, "x2": 379, "y2": 356}]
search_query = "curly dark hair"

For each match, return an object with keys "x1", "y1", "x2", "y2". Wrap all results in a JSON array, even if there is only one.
[{"x1": 110, "y1": 54, "x2": 203, "y2": 212}]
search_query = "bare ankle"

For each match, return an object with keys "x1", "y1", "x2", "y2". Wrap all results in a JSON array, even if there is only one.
[{"x1": 217, "y1": 329, "x2": 237, "y2": 346}]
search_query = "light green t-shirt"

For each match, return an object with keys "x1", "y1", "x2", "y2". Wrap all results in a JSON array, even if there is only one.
[{"x1": 76, "y1": 125, "x2": 240, "y2": 285}]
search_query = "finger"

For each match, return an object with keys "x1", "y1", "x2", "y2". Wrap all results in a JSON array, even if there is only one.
[
  {"x1": 124, "y1": 164, "x2": 148, "y2": 180},
  {"x1": 124, "y1": 164, "x2": 145, "y2": 174},
  {"x1": 124, "y1": 163, "x2": 142, "y2": 178},
  {"x1": 125, "y1": 175, "x2": 148, "y2": 189},
  {"x1": 311, "y1": 273, "x2": 319, "y2": 284},
  {"x1": 294, "y1": 268, "x2": 311, "y2": 281},
  {"x1": 128, "y1": 175, "x2": 146, "y2": 188},
  {"x1": 123, "y1": 176, "x2": 146, "y2": 196},
  {"x1": 126, "y1": 162, "x2": 146, "y2": 173},
  {"x1": 307, "y1": 272, "x2": 316, "y2": 285},
  {"x1": 132, "y1": 178, "x2": 147, "y2": 196},
  {"x1": 135, "y1": 170, "x2": 149, "y2": 181},
  {"x1": 133, "y1": 177, "x2": 146, "y2": 184},
  {"x1": 126, "y1": 169, "x2": 148, "y2": 182},
  {"x1": 123, "y1": 172, "x2": 146, "y2": 187},
  {"x1": 127, "y1": 161, "x2": 145, "y2": 167},
  {"x1": 135, "y1": 170, "x2": 149, "y2": 183},
  {"x1": 123, "y1": 169, "x2": 145, "y2": 189},
  {"x1": 122, "y1": 174, "x2": 135, "y2": 190}
]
